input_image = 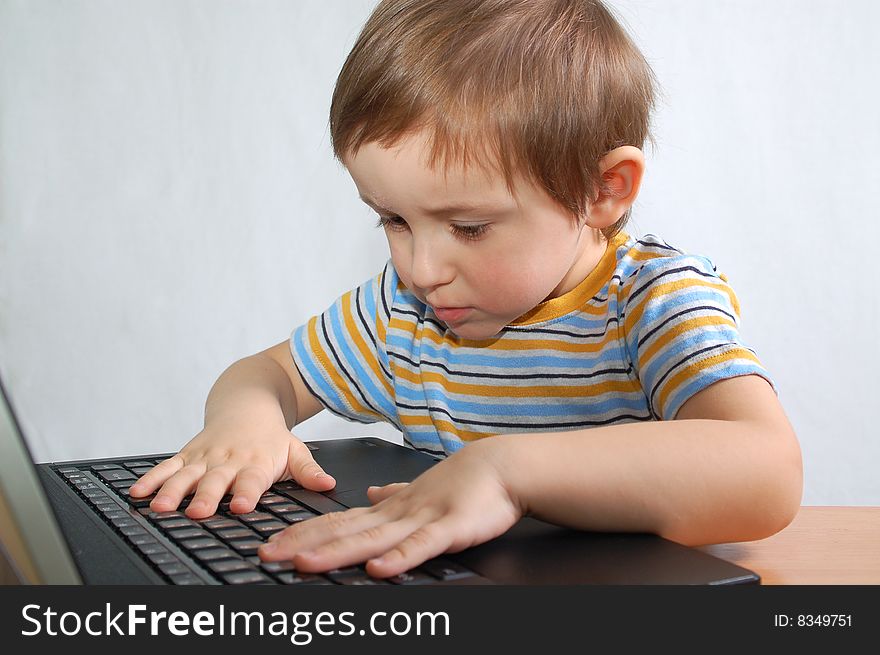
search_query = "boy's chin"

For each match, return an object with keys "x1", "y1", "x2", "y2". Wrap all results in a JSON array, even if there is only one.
[{"x1": 445, "y1": 321, "x2": 505, "y2": 341}]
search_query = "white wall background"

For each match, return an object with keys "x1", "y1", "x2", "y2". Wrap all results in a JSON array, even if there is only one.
[{"x1": 1, "y1": 0, "x2": 877, "y2": 505}]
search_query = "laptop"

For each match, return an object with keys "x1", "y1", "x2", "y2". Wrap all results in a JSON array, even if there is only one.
[{"x1": 0, "y1": 374, "x2": 760, "y2": 585}]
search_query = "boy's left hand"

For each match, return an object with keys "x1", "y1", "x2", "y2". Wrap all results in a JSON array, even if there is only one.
[{"x1": 257, "y1": 438, "x2": 523, "y2": 578}]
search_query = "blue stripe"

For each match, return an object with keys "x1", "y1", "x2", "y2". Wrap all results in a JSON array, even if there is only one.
[
  {"x1": 387, "y1": 336, "x2": 624, "y2": 370},
  {"x1": 326, "y1": 301, "x2": 397, "y2": 418},
  {"x1": 638, "y1": 325, "x2": 741, "y2": 391},
  {"x1": 291, "y1": 325, "x2": 347, "y2": 412},
  {"x1": 394, "y1": 384, "x2": 648, "y2": 417}
]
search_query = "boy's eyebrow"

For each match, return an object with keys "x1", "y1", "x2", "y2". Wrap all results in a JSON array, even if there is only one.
[{"x1": 358, "y1": 194, "x2": 504, "y2": 217}]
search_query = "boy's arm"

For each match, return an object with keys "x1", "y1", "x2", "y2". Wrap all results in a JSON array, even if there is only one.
[
  {"x1": 259, "y1": 373, "x2": 802, "y2": 577},
  {"x1": 256, "y1": 340, "x2": 325, "y2": 429},
  {"x1": 131, "y1": 339, "x2": 330, "y2": 515},
  {"x1": 498, "y1": 374, "x2": 803, "y2": 546}
]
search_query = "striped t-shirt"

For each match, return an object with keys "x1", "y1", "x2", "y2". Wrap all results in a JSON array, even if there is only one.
[{"x1": 291, "y1": 232, "x2": 774, "y2": 457}]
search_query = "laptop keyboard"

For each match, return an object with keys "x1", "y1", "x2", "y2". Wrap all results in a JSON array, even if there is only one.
[{"x1": 56, "y1": 457, "x2": 481, "y2": 586}]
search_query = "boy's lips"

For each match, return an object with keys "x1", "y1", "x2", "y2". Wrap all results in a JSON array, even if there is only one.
[{"x1": 432, "y1": 307, "x2": 472, "y2": 323}]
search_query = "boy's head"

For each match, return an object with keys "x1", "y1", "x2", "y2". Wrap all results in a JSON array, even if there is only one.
[
  {"x1": 331, "y1": 0, "x2": 656, "y2": 238},
  {"x1": 330, "y1": 0, "x2": 657, "y2": 339}
]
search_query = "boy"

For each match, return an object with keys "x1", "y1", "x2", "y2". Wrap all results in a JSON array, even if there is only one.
[{"x1": 130, "y1": 0, "x2": 802, "y2": 579}]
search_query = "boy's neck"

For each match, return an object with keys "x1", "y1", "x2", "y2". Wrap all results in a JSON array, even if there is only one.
[{"x1": 543, "y1": 227, "x2": 610, "y2": 302}]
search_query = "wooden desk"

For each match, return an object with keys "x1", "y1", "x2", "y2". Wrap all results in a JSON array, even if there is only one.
[{"x1": 698, "y1": 506, "x2": 880, "y2": 584}]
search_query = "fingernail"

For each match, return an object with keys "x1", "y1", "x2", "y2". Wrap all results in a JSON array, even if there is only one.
[
  {"x1": 297, "y1": 550, "x2": 315, "y2": 558},
  {"x1": 261, "y1": 542, "x2": 277, "y2": 553},
  {"x1": 370, "y1": 557, "x2": 385, "y2": 565},
  {"x1": 315, "y1": 471, "x2": 328, "y2": 479},
  {"x1": 267, "y1": 533, "x2": 281, "y2": 543},
  {"x1": 154, "y1": 495, "x2": 172, "y2": 506}
]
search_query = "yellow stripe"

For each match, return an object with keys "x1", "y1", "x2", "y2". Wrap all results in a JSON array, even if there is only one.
[
  {"x1": 341, "y1": 288, "x2": 394, "y2": 398},
  {"x1": 306, "y1": 315, "x2": 383, "y2": 420},
  {"x1": 656, "y1": 348, "x2": 762, "y2": 417},
  {"x1": 393, "y1": 366, "x2": 641, "y2": 397},
  {"x1": 624, "y1": 277, "x2": 736, "y2": 336},
  {"x1": 638, "y1": 315, "x2": 738, "y2": 368},
  {"x1": 389, "y1": 316, "x2": 622, "y2": 354},
  {"x1": 398, "y1": 414, "x2": 496, "y2": 442}
]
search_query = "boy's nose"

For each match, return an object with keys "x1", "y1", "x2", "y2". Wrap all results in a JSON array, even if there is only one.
[{"x1": 409, "y1": 237, "x2": 454, "y2": 293}]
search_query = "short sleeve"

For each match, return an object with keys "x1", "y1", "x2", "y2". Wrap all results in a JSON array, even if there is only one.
[
  {"x1": 290, "y1": 261, "x2": 399, "y2": 426},
  {"x1": 620, "y1": 253, "x2": 775, "y2": 421}
]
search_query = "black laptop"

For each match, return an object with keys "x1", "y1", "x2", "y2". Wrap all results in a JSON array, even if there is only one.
[{"x1": 0, "y1": 375, "x2": 760, "y2": 585}]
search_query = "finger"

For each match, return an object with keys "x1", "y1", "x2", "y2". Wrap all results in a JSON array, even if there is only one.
[
  {"x1": 365, "y1": 521, "x2": 454, "y2": 578},
  {"x1": 129, "y1": 455, "x2": 184, "y2": 497},
  {"x1": 287, "y1": 439, "x2": 336, "y2": 491},
  {"x1": 148, "y1": 464, "x2": 206, "y2": 512},
  {"x1": 366, "y1": 482, "x2": 409, "y2": 505},
  {"x1": 281, "y1": 515, "x2": 425, "y2": 574},
  {"x1": 258, "y1": 507, "x2": 373, "y2": 561},
  {"x1": 185, "y1": 465, "x2": 237, "y2": 519},
  {"x1": 229, "y1": 464, "x2": 274, "y2": 514}
]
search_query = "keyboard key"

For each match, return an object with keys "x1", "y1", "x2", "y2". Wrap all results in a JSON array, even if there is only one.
[
  {"x1": 214, "y1": 527, "x2": 254, "y2": 540},
  {"x1": 387, "y1": 569, "x2": 437, "y2": 585},
  {"x1": 266, "y1": 502, "x2": 306, "y2": 514},
  {"x1": 257, "y1": 494, "x2": 288, "y2": 505},
  {"x1": 237, "y1": 512, "x2": 275, "y2": 524},
  {"x1": 159, "y1": 561, "x2": 191, "y2": 577},
  {"x1": 166, "y1": 527, "x2": 208, "y2": 540},
  {"x1": 341, "y1": 577, "x2": 392, "y2": 585},
  {"x1": 276, "y1": 572, "x2": 335, "y2": 585},
  {"x1": 221, "y1": 570, "x2": 274, "y2": 585},
  {"x1": 137, "y1": 542, "x2": 167, "y2": 556},
  {"x1": 127, "y1": 466, "x2": 154, "y2": 476},
  {"x1": 123, "y1": 460, "x2": 155, "y2": 469},
  {"x1": 192, "y1": 548, "x2": 238, "y2": 562},
  {"x1": 120, "y1": 526, "x2": 149, "y2": 538},
  {"x1": 148, "y1": 552, "x2": 180, "y2": 566},
  {"x1": 153, "y1": 518, "x2": 195, "y2": 530},
  {"x1": 250, "y1": 521, "x2": 287, "y2": 535},
  {"x1": 148, "y1": 511, "x2": 185, "y2": 521},
  {"x1": 91, "y1": 464, "x2": 124, "y2": 471},
  {"x1": 276, "y1": 511, "x2": 315, "y2": 524},
  {"x1": 206, "y1": 559, "x2": 253, "y2": 574},
  {"x1": 97, "y1": 469, "x2": 137, "y2": 483},
  {"x1": 111, "y1": 517, "x2": 139, "y2": 529},
  {"x1": 178, "y1": 537, "x2": 222, "y2": 551},
  {"x1": 420, "y1": 558, "x2": 476, "y2": 581},
  {"x1": 271, "y1": 481, "x2": 303, "y2": 494},
  {"x1": 200, "y1": 518, "x2": 242, "y2": 531},
  {"x1": 259, "y1": 561, "x2": 296, "y2": 573},
  {"x1": 326, "y1": 566, "x2": 390, "y2": 585},
  {"x1": 227, "y1": 539, "x2": 263, "y2": 556},
  {"x1": 170, "y1": 573, "x2": 205, "y2": 585}
]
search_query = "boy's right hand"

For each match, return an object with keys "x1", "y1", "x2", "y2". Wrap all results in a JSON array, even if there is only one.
[{"x1": 128, "y1": 424, "x2": 335, "y2": 519}]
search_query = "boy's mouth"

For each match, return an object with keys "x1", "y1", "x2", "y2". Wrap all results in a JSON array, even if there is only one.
[{"x1": 432, "y1": 307, "x2": 472, "y2": 324}]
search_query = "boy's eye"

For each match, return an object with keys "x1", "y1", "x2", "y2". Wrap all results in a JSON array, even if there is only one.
[
  {"x1": 375, "y1": 215, "x2": 409, "y2": 232},
  {"x1": 375, "y1": 215, "x2": 491, "y2": 242},
  {"x1": 450, "y1": 223, "x2": 490, "y2": 241}
]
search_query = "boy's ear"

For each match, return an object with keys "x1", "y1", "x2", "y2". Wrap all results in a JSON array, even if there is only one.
[{"x1": 586, "y1": 146, "x2": 645, "y2": 229}]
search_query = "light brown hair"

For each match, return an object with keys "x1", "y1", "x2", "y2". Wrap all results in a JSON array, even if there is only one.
[{"x1": 330, "y1": 0, "x2": 657, "y2": 240}]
